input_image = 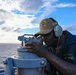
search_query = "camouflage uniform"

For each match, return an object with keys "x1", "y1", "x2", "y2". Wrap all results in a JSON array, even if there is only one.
[{"x1": 45, "y1": 31, "x2": 76, "y2": 75}]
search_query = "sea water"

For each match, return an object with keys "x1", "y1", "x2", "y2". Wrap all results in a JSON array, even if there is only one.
[{"x1": 0, "y1": 43, "x2": 20, "y2": 69}]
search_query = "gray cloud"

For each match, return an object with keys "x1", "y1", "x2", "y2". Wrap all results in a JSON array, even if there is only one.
[
  {"x1": 0, "y1": 9, "x2": 12, "y2": 21},
  {"x1": 0, "y1": 0, "x2": 76, "y2": 43},
  {"x1": 1, "y1": 26, "x2": 22, "y2": 33},
  {"x1": 19, "y1": 0, "x2": 43, "y2": 13},
  {"x1": 0, "y1": 9, "x2": 7, "y2": 13},
  {"x1": 13, "y1": 28, "x2": 22, "y2": 33},
  {"x1": 2, "y1": 27, "x2": 14, "y2": 32},
  {"x1": 30, "y1": 2, "x2": 76, "y2": 24},
  {"x1": 0, "y1": 20, "x2": 5, "y2": 25},
  {"x1": 54, "y1": 3, "x2": 76, "y2": 8},
  {"x1": 62, "y1": 24, "x2": 76, "y2": 31}
]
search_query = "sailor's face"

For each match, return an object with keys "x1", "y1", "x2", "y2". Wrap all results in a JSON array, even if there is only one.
[{"x1": 41, "y1": 31, "x2": 56, "y2": 47}]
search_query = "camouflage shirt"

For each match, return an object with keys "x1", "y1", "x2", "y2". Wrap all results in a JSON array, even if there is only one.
[{"x1": 45, "y1": 31, "x2": 76, "y2": 75}]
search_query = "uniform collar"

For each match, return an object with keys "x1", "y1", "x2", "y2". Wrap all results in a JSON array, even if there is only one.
[{"x1": 63, "y1": 30, "x2": 76, "y2": 45}]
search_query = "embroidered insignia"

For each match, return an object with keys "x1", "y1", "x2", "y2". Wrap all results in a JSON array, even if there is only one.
[
  {"x1": 40, "y1": 21, "x2": 47, "y2": 29},
  {"x1": 40, "y1": 24, "x2": 45, "y2": 29}
]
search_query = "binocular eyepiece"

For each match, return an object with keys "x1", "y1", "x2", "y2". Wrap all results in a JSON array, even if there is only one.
[{"x1": 18, "y1": 34, "x2": 42, "y2": 47}]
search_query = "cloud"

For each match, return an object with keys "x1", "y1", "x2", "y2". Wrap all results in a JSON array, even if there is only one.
[
  {"x1": 62, "y1": 24, "x2": 76, "y2": 31},
  {"x1": 19, "y1": 0, "x2": 43, "y2": 13},
  {"x1": 54, "y1": 3, "x2": 76, "y2": 8},
  {"x1": 0, "y1": 31, "x2": 21, "y2": 43},
  {"x1": 13, "y1": 28, "x2": 22, "y2": 33},
  {"x1": 62, "y1": 24, "x2": 76, "y2": 35},
  {"x1": 61, "y1": 24, "x2": 76, "y2": 35},
  {"x1": 0, "y1": 0, "x2": 76, "y2": 43},
  {"x1": 0, "y1": 8, "x2": 36, "y2": 31},
  {"x1": 31, "y1": 0, "x2": 58, "y2": 24},
  {"x1": 2, "y1": 27, "x2": 13, "y2": 32},
  {"x1": 2, "y1": 0, "x2": 75, "y2": 25},
  {"x1": 0, "y1": 0, "x2": 20, "y2": 12},
  {"x1": 0, "y1": 20, "x2": 5, "y2": 25}
]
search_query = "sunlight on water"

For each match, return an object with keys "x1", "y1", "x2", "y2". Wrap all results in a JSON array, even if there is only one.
[{"x1": 0, "y1": 43, "x2": 20, "y2": 69}]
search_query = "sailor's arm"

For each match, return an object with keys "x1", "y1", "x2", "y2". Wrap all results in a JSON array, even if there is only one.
[
  {"x1": 45, "y1": 52, "x2": 76, "y2": 75},
  {"x1": 25, "y1": 42, "x2": 76, "y2": 75}
]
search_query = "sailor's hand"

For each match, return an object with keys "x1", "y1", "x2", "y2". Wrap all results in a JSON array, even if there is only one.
[{"x1": 25, "y1": 42, "x2": 49, "y2": 57}]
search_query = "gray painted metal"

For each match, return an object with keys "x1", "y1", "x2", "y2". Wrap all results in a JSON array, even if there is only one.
[
  {"x1": 0, "y1": 34, "x2": 47, "y2": 75},
  {"x1": 3, "y1": 48, "x2": 47, "y2": 75}
]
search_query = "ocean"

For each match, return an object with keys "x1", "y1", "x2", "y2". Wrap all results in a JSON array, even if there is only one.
[{"x1": 0, "y1": 43, "x2": 20, "y2": 69}]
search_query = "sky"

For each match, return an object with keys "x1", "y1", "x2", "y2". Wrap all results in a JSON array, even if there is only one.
[{"x1": 0, "y1": 0, "x2": 76, "y2": 43}]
